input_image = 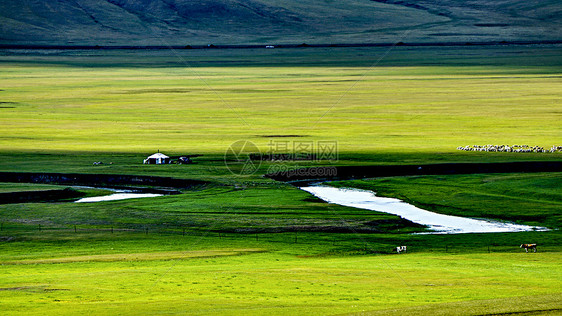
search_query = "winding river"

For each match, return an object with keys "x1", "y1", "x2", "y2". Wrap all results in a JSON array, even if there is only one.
[
  {"x1": 70, "y1": 182, "x2": 548, "y2": 233},
  {"x1": 301, "y1": 186, "x2": 548, "y2": 234}
]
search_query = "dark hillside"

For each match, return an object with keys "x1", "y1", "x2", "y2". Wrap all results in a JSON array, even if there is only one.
[{"x1": 0, "y1": 0, "x2": 560, "y2": 45}]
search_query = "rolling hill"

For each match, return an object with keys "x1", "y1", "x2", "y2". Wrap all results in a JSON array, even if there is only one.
[{"x1": 0, "y1": 0, "x2": 561, "y2": 46}]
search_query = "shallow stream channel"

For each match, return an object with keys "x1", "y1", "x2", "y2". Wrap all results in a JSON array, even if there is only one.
[
  {"x1": 72, "y1": 183, "x2": 549, "y2": 234},
  {"x1": 73, "y1": 186, "x2": 163, "y2": 203},
  {"x1": 300, "y1": 185, "x2": 548, "y2": 234}
]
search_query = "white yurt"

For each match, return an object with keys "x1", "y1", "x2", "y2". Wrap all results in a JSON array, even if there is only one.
[{"x1": 143, "y1": 152, "x2": 171, "y2": 164}]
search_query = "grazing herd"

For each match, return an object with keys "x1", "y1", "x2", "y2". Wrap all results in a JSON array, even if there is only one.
[{"x1": 457, "y1": 144, "x2": 562, "y2": 153}]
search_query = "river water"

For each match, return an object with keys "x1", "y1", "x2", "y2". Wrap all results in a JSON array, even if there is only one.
[
  {"x1": 300, "y1": 186, "x2": 547, "y2": 234},
  {"x1": 72, "y1": 184, "x2": 548, "y2": 233},
  {"x1": 73, "y1": 187, "x2": 162, "y2": 203}
]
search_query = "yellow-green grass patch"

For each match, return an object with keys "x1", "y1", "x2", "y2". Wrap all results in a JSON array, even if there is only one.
[{"x1": 1, "y1": 248, "x2": 265, "y2": 265}]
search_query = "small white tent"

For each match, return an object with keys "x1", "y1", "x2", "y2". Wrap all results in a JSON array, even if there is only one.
[{"x1": 143, "y1": 152, "x2": 171, "y2": 164}]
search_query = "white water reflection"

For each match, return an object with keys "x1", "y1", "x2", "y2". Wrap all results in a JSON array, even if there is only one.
[
  {"x1": 301, "y1": 186, "x2": 548, "y2": 234},
  {"x1": 75, "y1": 193, "x2": 162, "y2": 203},
  {"x1": 73, "y1": 186, "x2": 162, "y2": 203}
]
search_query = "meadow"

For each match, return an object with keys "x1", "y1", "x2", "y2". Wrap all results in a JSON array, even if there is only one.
[
  {"x1": 0, "y1": 45, "x2": 561, "y2": 315},
  {"x1": 1, "y1": 45, "x2": 561, "y2": 155}
]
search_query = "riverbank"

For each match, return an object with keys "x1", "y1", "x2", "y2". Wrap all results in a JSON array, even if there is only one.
[
  {"x1": 267, "y1": 161, "x2": 562, "y2": 184},
  {"x1": 0, "y1": 168, "x2": 559, "y2": 315},
  {"x1": 0, "y1": 188, "x2": 84, "y2": 204},
  {"x1": 0, "y1": 172, "x2": 207, "y2": 193},
  {"x1": 328, "y1": 172, "x2": 561, "y2": 230},
  {"x1": 0, "y1": 172, "x2": 210, "y2": 204},
  {"x1": 301, "y1": 185, "x2": 548, "y2": 234}
]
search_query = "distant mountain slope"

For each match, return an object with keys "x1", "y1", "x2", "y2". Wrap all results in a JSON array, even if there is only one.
[{"x1": 0, "y1": 0, "x2": 560, "y2": 46}]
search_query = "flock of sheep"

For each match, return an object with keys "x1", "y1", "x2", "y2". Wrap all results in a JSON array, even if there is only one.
[{"x1": 457, "y1": 145, "x2": 562, "y2": 153}]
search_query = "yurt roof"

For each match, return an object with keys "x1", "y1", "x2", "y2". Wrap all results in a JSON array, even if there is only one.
[{"x1": 146, "y1": 153, "x2": 169, "y2": 159}]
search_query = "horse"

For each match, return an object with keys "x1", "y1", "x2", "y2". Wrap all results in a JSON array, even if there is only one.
[{"x1": 520, "y1": 244, "x2": 537, "y2": 253}]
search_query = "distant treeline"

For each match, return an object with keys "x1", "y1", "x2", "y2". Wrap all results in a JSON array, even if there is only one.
[{"x1": 2, "y1": 40, "x2": 561, "y2": 50}]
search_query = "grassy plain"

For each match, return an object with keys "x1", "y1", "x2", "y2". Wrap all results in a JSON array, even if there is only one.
[
  {"x1": 0, "y1": 46, "x2": 561, "y2": 314},
  {"x1": 0, "y1": 183, "x2": 64, "y2": 193},
  {"x1": 1, "y1": 241, "x2": 560, "y2": 315},
  {"x1": 1, "y1": 222, "x2": 561, "y2": 315},
  {"x1": 1, "y1": 46, "x2": 561, "y2": 155}
]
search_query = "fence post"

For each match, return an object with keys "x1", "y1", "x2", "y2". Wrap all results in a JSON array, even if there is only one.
[
  {"x1": 74, "y1": 225, "x2": 77, "y2": 233},
  {"x1": 111, "y1": 226, "x2": 114, "y2": 234},
  {"x1": 145, "y1": 227, "x2": 148, "y2": 235},
  {"x1": 38, "y1": 224, "x2": 41, "y2": 231}
]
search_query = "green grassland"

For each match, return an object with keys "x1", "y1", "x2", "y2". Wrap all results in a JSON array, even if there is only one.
[
  {"x1": 1, "y1": 228, "x2": 561, "y2": 315},
  {"x1": 0, "y1": 187, "x2": 560, "y2": 315},
  {"x1": 1, "y1": 243, "x2": 560, "y2": 315},
  {"x1": 0, "y1": 46, "x2": 561, "y2": 314},
  {"x1": 1, "y1": 46, "x2": 561, "y2": 155},
  {"x1": 0, "y1": 183, "x2": 65, "y2": 193}
]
